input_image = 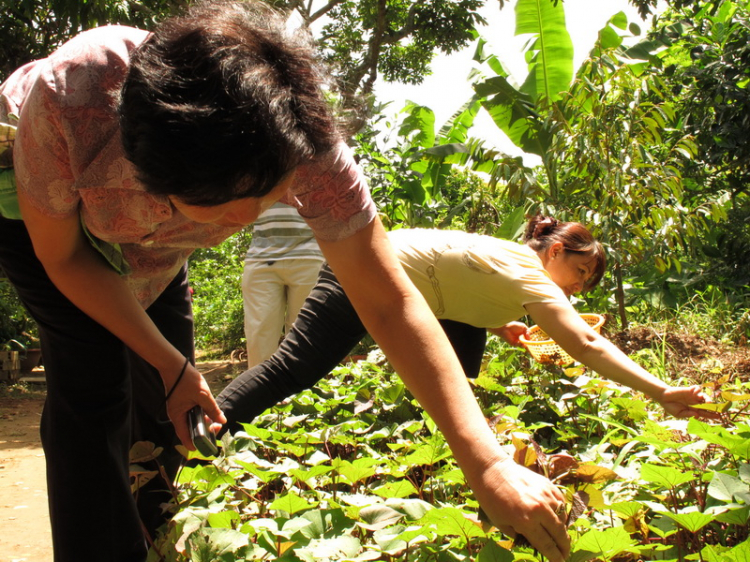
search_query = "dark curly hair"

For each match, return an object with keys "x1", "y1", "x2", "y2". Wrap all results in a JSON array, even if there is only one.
[
  {"x1": 118, "y1": 0, "x2": 338, "y2": 206},
  {"x1": 524, "y1": 215, "x2": 607, "y2": 291}
]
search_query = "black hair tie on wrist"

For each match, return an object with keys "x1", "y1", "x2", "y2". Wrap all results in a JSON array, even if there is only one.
[{"x1": 163, "y1": 357, "x2": 191, "y2": 407}]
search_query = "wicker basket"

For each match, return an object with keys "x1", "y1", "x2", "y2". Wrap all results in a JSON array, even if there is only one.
[{"x1": 519, "y1": 313, "x2": 605, "y2": 366}]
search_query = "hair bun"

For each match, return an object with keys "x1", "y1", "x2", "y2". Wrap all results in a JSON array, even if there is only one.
[{"x1": 532, "y1": 217, "x2": 558, "y2": 238}]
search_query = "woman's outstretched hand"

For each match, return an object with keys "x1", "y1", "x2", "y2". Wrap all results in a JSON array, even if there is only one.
[
  {"x1": 655, "y1": 385, "x2": 719, "y2": 420},
  {"x1": 468, "y1": 457, "x2": 571, "y2": 562},
  {"x1": 490, "y1": 322, "x2": 530, "y2": 347}
]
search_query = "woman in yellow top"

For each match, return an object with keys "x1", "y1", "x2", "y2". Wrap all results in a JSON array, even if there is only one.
[{"x1": 218, "y1": 215, "x2": 712, "y2": 432}]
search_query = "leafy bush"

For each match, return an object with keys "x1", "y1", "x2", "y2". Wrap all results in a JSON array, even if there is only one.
[
  {"x1": 0, "y1": 276, "x2": 38, "y2": 348},
  {"x1": 144, "y1": 346, "x2": 750, "y2": 561},
  {"x1": 189, "y1": 230, "x2": 253, "y2": 356}
]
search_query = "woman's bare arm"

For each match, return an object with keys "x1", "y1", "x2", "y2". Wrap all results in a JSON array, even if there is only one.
[
  {"x1": 525, "y1": 301, "x2": 713, "y2": 419},
  {"x1": 318, "y1": 218, "x2": 571, "y2": 562}
]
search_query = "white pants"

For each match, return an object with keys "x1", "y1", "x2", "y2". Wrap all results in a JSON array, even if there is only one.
[{"x1": 242, "y1": 258, "x2": 323, "y2": 366}]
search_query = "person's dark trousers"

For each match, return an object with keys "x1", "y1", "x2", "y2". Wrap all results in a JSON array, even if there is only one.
[
  {"x1": 438, "y1": 319, "x2": 487, "y2": 379},
  {"x1": 217, "y1": 265, "x2": 487, "y2": 434},
  {"x1": 0, "y1": 216, "x2": 192, "y2": 562}
]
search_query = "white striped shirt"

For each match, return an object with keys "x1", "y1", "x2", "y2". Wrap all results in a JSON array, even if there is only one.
[{"x1": 244, "y1": 202, "x2": 324, "y2": 263}]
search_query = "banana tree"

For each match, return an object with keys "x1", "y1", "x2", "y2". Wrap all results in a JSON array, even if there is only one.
[
  {"x1": 439, "y1": 2, "x2": 727, "y2": 327},
  {"x1": 363, "y1": 0, "x2": 729, "y2": 327}
]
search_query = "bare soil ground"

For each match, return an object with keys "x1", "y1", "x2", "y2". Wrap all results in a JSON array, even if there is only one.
[
  {"x1": 609, "y1": 326, "x2": 750, "y2": 384},
  {"x1": 0, "y1": 335, "x2": 747, "y2": 562},
  {"x1": 0, "y1": 391, "x2": 48, "y2": 562}
]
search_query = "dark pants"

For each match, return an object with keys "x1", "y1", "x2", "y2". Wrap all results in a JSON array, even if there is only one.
[
  {"x1": 0, "y1": 216, "x2": 191, "y2": 562},
  {"x1": 217, "y1": 265, "x2": 487, "y2": 434}
]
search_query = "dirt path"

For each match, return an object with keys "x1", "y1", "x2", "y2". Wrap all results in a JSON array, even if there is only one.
[{"x1": 0, "y1": 395, "x2": 50, "y2": 562}]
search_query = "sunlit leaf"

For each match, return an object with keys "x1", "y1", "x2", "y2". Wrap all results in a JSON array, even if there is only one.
[
  {"x1": 473, "y1": 76, "x2": 550, "y2": 156},
  {"x1": 515, "y1": 0, "x2": 574, "y2": 103},
  {"x1": 270, "y1": 491, "x2": 317, "y2": 516},
  {"x1": 575, "y1": 526, "x2": 636, "y2": 559},
  {"x1": 419, "y1": 507, "x2": 487, "y2": 539},
  {"x1": 715, "y1": 506, "x2": 750, "y2": 526},
  {"x1": 640, "y1": 463, "x2": 696, "y2": 488},
  {"x1": 611, "y1": 501, "x2": 646, "y2": 518},
  {"x1": 708, "y1": 472, "x2": 750, "y2": 503},
  {"x1": 299, "y1": 509, "x2": 354, "y2": 540},
  {"x1": 336, "y1": 458, "x2": 380, "y2": 485},
  {"x1": 399, "y1": 102, "x2": 436, "y2": 149},
  {"x1": 688, "y1": 419, "x2": 750, "y2": 459},
  {"x1": 700, "y1": 543, "x2": 734, "y2": 562},
  {"x1": 576, "y1": 463, "x2": 620, "y2": 484},
  {"x1": 721, "y1": 537, "x2": 750, "y2": 561},
  {"x1": 477, "y1": 540, "x2": 514, "y2": 562},
  {"x1": 386, "y1": 498, "x2": 434, "y2": 521},
  {"x1": 373, "y1": 525, "x2": 410, "y2": 554},
  {"x1": 295, "y1": 535, "x2": 362, "y2": 561},
  {"x1": 661, "y1": 510, "x2": 716, "y2": 533},
  {"x1": 207, "y1": 510, "x2": 241, "y2": 529},
  {"x1": 186, "y1": 528, "x2": 251, "y2": 561},
  {"x1": 372, "y1": 479, "x2": 418, "y2": 499},
  {"x1": 357, "y1": 505, "x2": 403, "y2": 531},
  {"x1": 693, "y1": 402, "x2": 733, "y2": 413}
]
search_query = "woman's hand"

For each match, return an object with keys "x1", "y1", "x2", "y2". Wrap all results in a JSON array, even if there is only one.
[
  {"x1": 654, "y1": 385, "x2": 719, "y2": 420},
  {"x1": 164, "y1": 362, "x2": 226, "y2": 449},
  {"x1": 469, "y1": 457, "x2": 571, "y2": 562},
  {"x1": 489, "y1": 322, "x2": 529, "y2": 346}
]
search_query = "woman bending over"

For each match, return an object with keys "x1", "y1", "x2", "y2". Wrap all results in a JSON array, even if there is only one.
[{"x1": 217, "y1": 216, "x2": 711, "y2": 432}]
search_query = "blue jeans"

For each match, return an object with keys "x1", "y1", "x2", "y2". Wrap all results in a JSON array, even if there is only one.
[{"x1": 217, "y1": 265, "x2": 487, "y2": 434}]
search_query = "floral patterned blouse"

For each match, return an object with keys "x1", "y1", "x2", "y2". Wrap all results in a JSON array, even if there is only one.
[{"x1": 0, "y1": 25, "x2": 376, "y2": 307}]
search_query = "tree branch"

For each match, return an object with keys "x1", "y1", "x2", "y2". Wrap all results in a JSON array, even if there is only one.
[
  {"x1": 345, "y1": 0, "x2": 389, "y2": 98},
  {"x1": 383, "y1": 0, "x2": 425, "y2": 44},
  {"x1": 307, "y1": 0, "x2": 346, "y2": 24}
]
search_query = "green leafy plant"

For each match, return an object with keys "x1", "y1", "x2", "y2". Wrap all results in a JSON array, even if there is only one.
[
  {"x1": 189, "y1": 230, "x2": 253, "y2": 356},
  {"x1": 141, "y1": 345, "x2": 750, "y2": 561}
]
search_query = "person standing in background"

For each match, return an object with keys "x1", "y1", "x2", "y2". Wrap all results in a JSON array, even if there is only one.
[{"x1": 243, "y1": 202, "x2": 324, "y2": 365}]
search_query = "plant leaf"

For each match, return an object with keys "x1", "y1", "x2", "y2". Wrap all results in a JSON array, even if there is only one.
[
  {"x1": 640, "y1": 463, "x2": 695, "y2": 488},
  {"x1": 295, "y1": 535, "x2": 362, "y2": 561},
  {"x1": 708, "y1": 472, "x2": 750, "y2": 503},
  {"x1": 660, "y1": 510, "x2": 716, "y2": 533},
  {"x1": 473, "y1": 77, "x2": 550, "y2": 156},
  {"x1": 372, "y1": 479, "x2": 419, "y2": 499},
  {"x1": 357, "y1": 505, "x2": 404, "y2": 531},
  {"x1": 575, "y1": 526, "x2": 636, "y2": 559},
  {"x1": 419, "y1": 507, "x2": 487, "y2": 540},
  {"x1": 515, "y1": 0, "x2": 574, "y2": 103},
  {"x1": 477, "y1": 539, "x2": 515, "y2": 562},
  {"x1": 270, "y1": 491, "x2": 317, "y2": 516}
]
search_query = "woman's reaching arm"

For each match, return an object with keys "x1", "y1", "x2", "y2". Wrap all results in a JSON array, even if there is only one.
[
  {"x1": 525, "y1": 301, "x2": 714, "y2": 419},
  {"x1": 318, "y1": 217, "x2": 572, "y2": 562},
  {"x1": 18, "y1": 191, "x2": 225, "y2": 446}
]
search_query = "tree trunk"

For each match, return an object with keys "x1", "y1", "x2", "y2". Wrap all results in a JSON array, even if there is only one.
[{"x1": 614, "y1": 261, "x2": 628, "y2": 330}]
